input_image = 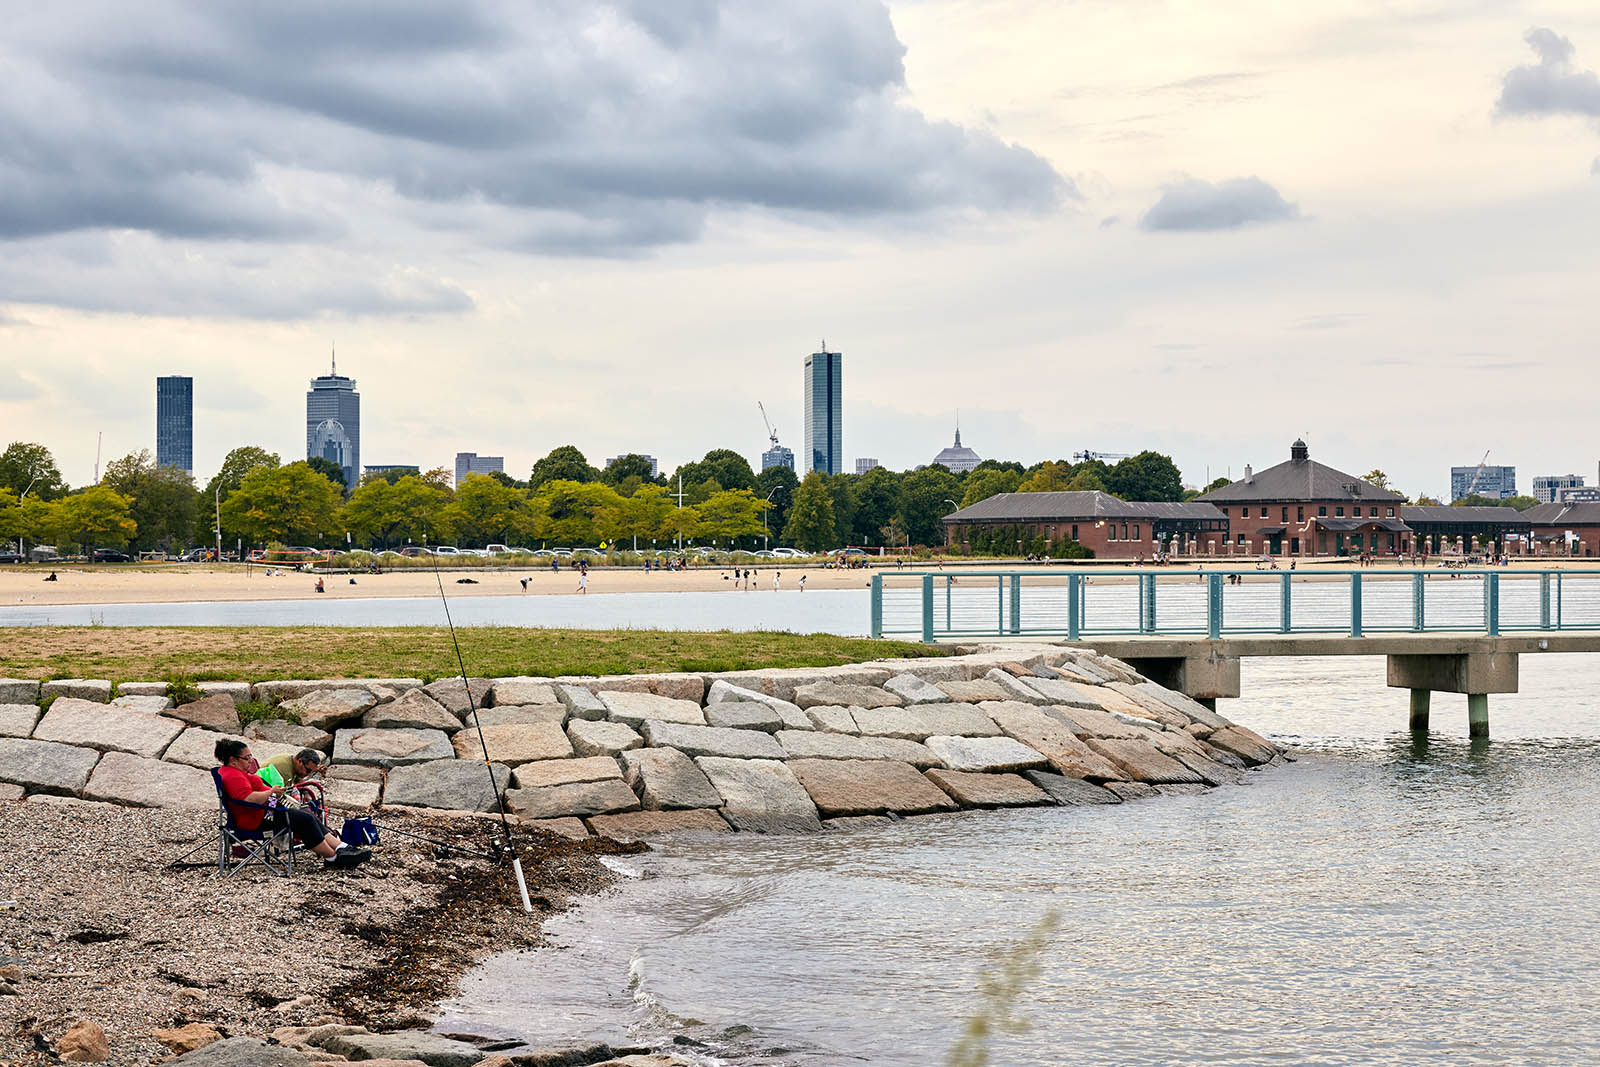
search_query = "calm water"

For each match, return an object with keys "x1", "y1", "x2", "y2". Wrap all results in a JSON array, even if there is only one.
[{"x1": 437, "y1": 654, "x2": 1600, "y2": 1065}]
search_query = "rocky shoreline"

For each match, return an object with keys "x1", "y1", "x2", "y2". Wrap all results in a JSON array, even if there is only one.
[{"x1": 0, "y1": 644, "x2": 1286, "y2": 1065}]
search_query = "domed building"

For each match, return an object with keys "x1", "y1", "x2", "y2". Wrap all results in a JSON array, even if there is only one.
[{"x1": 932, "y1": 426, "x2": 981, "y2": 474}]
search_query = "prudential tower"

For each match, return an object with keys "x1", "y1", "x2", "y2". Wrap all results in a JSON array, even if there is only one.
[{"x1": 306, "y1": 348, "x2": 360, "y2": 490}]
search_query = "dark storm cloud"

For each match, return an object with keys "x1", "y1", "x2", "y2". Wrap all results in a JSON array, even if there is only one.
[
  {"x1": 1496, "y1": 28, "x2": 1600, "y2": 118},
  {"x1": 0, "y1": 1, "x2": 1068, "y2": 258},
  {"x1": 1139, "y1": 177, "x2": 1300, "y2": 232}
]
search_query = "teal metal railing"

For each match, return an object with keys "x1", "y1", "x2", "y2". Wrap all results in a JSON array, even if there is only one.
[{"x1": 868, "y1": 568, "x2": 1600, "y2": 642}]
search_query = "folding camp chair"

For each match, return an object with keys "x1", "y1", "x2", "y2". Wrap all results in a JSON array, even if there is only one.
[{"x1": 210, "y1": 768, "x2": 297, "y2": 878}]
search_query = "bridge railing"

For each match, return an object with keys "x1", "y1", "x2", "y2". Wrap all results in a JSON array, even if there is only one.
[{"x1": 868, "y1": 568, "x2": 1600, "y2": 642}]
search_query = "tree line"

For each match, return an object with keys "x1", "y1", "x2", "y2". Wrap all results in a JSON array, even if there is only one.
[{"x1": 2, "y1": 439, "x2": 1203, "y2": 555}]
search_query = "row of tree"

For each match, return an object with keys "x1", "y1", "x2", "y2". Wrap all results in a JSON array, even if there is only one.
[{"x1": 7, "y1": 439, "x2": 1488, "y2": 555}]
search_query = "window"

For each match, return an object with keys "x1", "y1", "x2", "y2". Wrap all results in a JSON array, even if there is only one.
[
  {"x1": 1282, "y1": 507, "x2": 1289, "y2": 522},
  {"x1": 1318, "y1": 506, "x2": 1327, "y2": 517},
  {"x1": 1121, "y1": 524, "x2": 1129, "y2": 540},
  {"x1": 1386, "y1": 508, "x2": 1395, "y2": 518},
  {"x1": 1298, "y1": 506, "x2": 1305, "y2": 522},
  {"x1": 1221, "y1": 507, "x2": 1229, "y2": 517},
  {"x1": 1107, "y1": 525, "x2": 1117, "y2": 541},
  {"x1": 1336, "y1": 506, "x2": 1345, "y2": 517},
  {"x1": 1236, "y1": 534, "x2": 1245, "y2": 545},
  {"x1": 1132, "y1": 525, "x2": 1141, "y2": 541},
  {"x1": 1071, "y1": 524, "x2": 1078, "y2": 541}
]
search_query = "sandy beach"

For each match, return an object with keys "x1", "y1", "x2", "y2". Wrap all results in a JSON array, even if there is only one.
[{"x1": 1, "y1": 558, "x2": 1590, "y2": 608}]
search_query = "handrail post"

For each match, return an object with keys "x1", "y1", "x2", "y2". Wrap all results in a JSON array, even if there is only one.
[
  {"x1": 1140, "y1": 573, "x2": 1156, "y2": 633},
  {"x1": 996, "y1": 576, "x2": 1004, "y2": 635},
  {"x1": 1008, "y1": 574, "x2": 1022, "y2": 635},
  {"x1": 1350, "y1": 573, "x2": 1363, "y2": 637},
  {"x1": 1067, "y1": 574, "x2": 1081, "y2": 640},
  {"x1": 1540, "y1": 572, "x2": 1551, "y2": 630},
  {"x1": 1279, "y1": 573, "x2": 1291, "y2": 633},
  {"x1": 1485, "y1": 572, "x2": 1500, "y2": 636},
  {"x1": 921, "y1": 574, "x2": 934, "y2": 643},
  {"x1": 1557, "y1": 572, "x2": 1564, "y2": 630},
  {"x1": 1412, "y1": 572, "x2": 1425, "y2": 632},
  {"x1": 1207, "y1": 573, "x2": 1223, "y2": 638},
  {"x1": 870, "y1": 573, "x2": 883, "y2": 638},
  {"x1": 946, "y1": 575, "x2": 953, "y2": 631}
]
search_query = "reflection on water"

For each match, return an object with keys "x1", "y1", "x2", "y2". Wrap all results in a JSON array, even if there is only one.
[{"x1": 437, "y1": 655, "x2": 1600, "y2": 1066}]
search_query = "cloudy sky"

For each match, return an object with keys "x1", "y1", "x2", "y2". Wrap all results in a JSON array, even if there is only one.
[{"x1": 3, "y1": 0, "x2": 1599, "y2": 498}]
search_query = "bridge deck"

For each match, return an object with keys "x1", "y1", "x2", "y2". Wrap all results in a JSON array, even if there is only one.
[{"x1": 1059, "y1": 632, "x2": 1600, "y2": 659}]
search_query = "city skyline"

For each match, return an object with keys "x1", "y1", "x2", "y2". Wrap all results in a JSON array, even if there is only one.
[
  {"x1": 154, "y1": 376, "x2": 192, "y2": 474},
  {"x1": 3, "y1": 5, "x2": 1599, "y2": 495}
]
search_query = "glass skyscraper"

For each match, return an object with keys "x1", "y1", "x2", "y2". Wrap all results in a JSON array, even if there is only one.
[
  {"x1": 306, "y1": 355, "x2": 360, "y2": 490},
  {"x1": 155, "y1": 376, "x2": 193, "y2": 473},
  {"x1": 803, "y1": 347, "x2": 842, "y2": 476}
]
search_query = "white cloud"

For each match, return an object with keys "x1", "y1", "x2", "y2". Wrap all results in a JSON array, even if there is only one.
[{"x1": 1139, "y1": 177, "x2": 1300, "y2": 232}]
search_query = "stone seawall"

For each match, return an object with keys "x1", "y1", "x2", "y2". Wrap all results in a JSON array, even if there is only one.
[{"x1": 0, "y1": 645, "x2": 1285, "y2": 838}]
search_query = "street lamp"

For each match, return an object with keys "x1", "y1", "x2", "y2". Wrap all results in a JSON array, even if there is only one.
[
  {"x1": 763, "y1": 486, "x2": 780, "y2": 551},
  {"x1": 12, "y1": 476, "x2": 40, "y2": 558}
]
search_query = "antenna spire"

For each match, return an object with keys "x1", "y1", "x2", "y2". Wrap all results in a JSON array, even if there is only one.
[{"x1": 331, "y1": 342, "x2": 337, "y2": 377}]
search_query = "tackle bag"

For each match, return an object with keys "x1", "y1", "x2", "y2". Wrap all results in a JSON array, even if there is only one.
[{"x1": 341, "y1": 816, "x2": 379, "y2": 846}]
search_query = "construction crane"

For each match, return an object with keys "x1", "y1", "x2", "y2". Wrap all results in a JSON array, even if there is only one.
[
  {"x1": 1073, "y1": 450, "x2": 1130, "y2": 463},
  {"x1": 1464, "y1": 450, "x2": 1492, "y2": 497},
  {"x1": 758, "y1": 402, "x2": 780, "y2": 449}
]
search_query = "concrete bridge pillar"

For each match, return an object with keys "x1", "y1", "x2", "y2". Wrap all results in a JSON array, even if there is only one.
[
  {"x1": 1388, "y1": 652, "x2": 1517, "y2": 739},
  {"x1": 1122, "y1": 652, "x2": 1241, "y2": 701}
]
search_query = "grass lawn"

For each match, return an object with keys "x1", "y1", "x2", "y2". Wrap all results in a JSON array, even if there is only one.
[{"x1": 0, "y1": 626, "x2": 946, "y2": 683}]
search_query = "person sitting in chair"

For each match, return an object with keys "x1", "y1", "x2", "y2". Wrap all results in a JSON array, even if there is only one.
[
  {"x1": 215, "y1": 739, "x2": 368, "y2": 869},
  {"x1": 261, "y1": 747, "x2": 329, "y2": 816}
]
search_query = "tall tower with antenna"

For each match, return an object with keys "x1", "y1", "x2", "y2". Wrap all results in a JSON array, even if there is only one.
[
  {"x1": 803, "y1": 340, "x2": 843, "y2": 476},
  {"x1": 306, "y1": 346, "x2": 360, "y2": 491}
]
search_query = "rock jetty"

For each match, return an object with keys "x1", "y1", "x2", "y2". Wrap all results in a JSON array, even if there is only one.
[{"x1": 0, "y1": 645, "x2": 1285, "y2": 836}]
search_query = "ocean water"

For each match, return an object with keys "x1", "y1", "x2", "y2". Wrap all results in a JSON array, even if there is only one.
[{"x1": 436, "y1": 654, "x2": 1600, "y2": 1065}]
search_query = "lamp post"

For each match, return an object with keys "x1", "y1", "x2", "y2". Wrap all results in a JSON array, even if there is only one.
[
  {"x1": 214, "y1": 484, "x2": 223, "y2": 564},
  {"x1": 763, "y1": 486, "x2": 780, "y2": 551},
  {"x1": 14, "y1": 475, "x2": 39, "y2": 558}
]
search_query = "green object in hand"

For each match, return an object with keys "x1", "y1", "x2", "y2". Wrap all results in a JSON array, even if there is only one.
[{"x1": 258, "y1": 764, "x2": 284, "y2": 787}]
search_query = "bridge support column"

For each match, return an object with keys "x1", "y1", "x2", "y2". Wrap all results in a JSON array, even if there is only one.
[
  {"x1": 1409, "y1": 689, "x2": 1430, "y2": 732},
  {"x1": 1468, "y1": 693, "x2": 1489, "y2": 739},
  {"x1": 1388, "y1": 652, "x2": 1516, "y2": 739},
  {"x1": 1123, "y1": 652, "x2": 1241, "y2": 701}
]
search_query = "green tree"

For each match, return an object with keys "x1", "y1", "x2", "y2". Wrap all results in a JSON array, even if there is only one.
[
  {"x1": 753, "y1": 465, "x2": 799, "y2": 544},
  {"x1": 1018, "y1": 461, "x2": 1072, "y2": 493},
  {"x1": 601, "y1": 483, "x2": 675, "y2": 550},
  {"x1": 55, "y1": 485, "x2": 137, "y2": 552},
  {"x1": 0, "y1": 488, "x2": 18, "y2": 545},
  {"x1": 0, "y1": 441, "x2": 69, "y2": 500},
  {"x1": 1065, "y1": 468, "x2": 1106, "y2": 492},
  {"x1": 694, "y1": 489, "x2": 769, "y2": 548},
  {"x1": 1455, "y1": 494, "x2": 1540, "y2": 511},
  {"x1": 674, "y1": 449, "x2": 755, "y2": 494},
  {"x1": 601, "y1": 453, "x2": 661, "y2": 487},
  {"x1": 305, "y1": 456, "x2": 348, "y2": 493},
  {"x1": 530, "y1": 446, "x2": 599, "y2": 488},
  {"x1": 897, "y1": 467, "x2": 960, "y2": 546},
  {"x1": 827, "y1": 474, "x2": 858, "y2": 547},
  {"x1": 783, "y1": 472, "x2": 838, "y2": 552},
  {"x1": 969, "y1": 458, "x2": 1026, "y2": 476},
  {"x1": 199, "y1": 445, "x2": 280, "y2": 544},
  {"x1": 488, "y1": 469, "x2": 529, "y2": 490},
  {"x1": 341, "y1": 475, "x2": 450, "y2": 548},
  {"x1": 1103, "y1": 451, "x2": 1184, "y2": 502},
  {"x1": 1361, "y1": 469, "x2": 1392, "y2": 493},
  {"x1": 850, "y1": 467, "x2": 900, "y2": 546},
  {"x1": 443, "y1": 475, "x2": 530, "y2": 547},
  {"x1": 531, "y1": 480, "x2": 618, "y2": 544},
  {"x1": 221, "y1": 462, "x2": 342, "y2": 546},
  {"x1": 1200, "y1": 476, "x2": 1232, "y2": 494},
  {"x1": 102, "y1": 450, "x2": 199, "y2": 553},
  {"x1": 961, "y1": 468, "x2": 1022, "y2": 508}
]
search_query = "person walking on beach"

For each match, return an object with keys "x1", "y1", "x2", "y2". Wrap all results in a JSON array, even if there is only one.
[
  {"x1": 314, "y1": 577, "x2": 325, "y2": 593},
  {"x1": 773, "y1": 570, "x2": 781, "y2": 591},
  {"x1": 799, "y1": 574, "x2": 807, "y2": 592},
  {"x1": 576, "y1": 569, "x2": 588, "y2": 594}
]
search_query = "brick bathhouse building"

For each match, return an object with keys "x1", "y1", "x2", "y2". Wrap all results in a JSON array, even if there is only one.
[
  {"x1": 1399, "y1": 505, "x2": 1531, "y2": 556},
  {"x1": 1197, "y1": 440, "x2": 1409, "y2": 557},
  {"x1": 1523, "y1": 501, "x2": 1600, "y2": 557},
  {"x1": 941, "y1": 491, "x2": 1226, "y2": 559}
]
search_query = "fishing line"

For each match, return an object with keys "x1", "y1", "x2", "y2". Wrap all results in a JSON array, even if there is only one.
[{"x1": 429, "y1": 544, "x2": 533, "y2": 911}]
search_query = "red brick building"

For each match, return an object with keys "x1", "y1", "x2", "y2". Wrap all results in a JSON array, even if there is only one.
[
  {"x1": 941, "y1": 491, "x2": 1226, "y2": 559},
  {"x1": 1524, "y1": 501, "x2": 1600, "y2": 557},
  {"x1": 1197, "y1": 440, "x2": 1409, "y2": 557}
]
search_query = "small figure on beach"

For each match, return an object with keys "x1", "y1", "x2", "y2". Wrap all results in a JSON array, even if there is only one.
[
  {"x1": 520, "y1": 576, "x2": 530, "y2": 591},
  {"x1": 799, "y1": 574, "x2": 807, "y2": 592},
  {"x1": 576, "y1": 570, "x2": 588, "y2": 594},
  {"x1": 314, "y1": 578, "x2": 325, "y2": 593},
  {"x1": 43, "y1": 571, "x2": 57, "y2": 582},
  {"x1": 348, "y1": 577, "x2": 357, "y2": 585},
  {"x1": 773, "y1": 570, "x2": 781, "y2": 591},
  {"x1": 456, "y1": 577, "x2": 478, "y2": 584}
]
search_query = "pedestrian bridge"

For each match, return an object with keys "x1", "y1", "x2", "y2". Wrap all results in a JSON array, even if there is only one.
[{"x1": 869, "y1": 567, "x2": 1600, "y2": 737}]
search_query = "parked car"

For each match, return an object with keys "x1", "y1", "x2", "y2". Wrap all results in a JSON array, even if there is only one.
[
  {"x1": 572, "y1": 548, "x2": 604, "y2": 559},
  {"x1": 399, "y1": 546, "x2": 434, "y2": 557},
  {"x1": 0, "y1": 550, "x2": 23, "y2": 564},
  {"x1": 770, "y1": 547, "x2": 808, "y2": 558},
  {"x1": 485, "y1": 544, "x2": 512, "y2": 555},
  {"x1": 91, "y1": 549, "x2": 132, "y2": 563},
  {"x1": 432, "y1": 546, "x2": 461, "y2": 556}
]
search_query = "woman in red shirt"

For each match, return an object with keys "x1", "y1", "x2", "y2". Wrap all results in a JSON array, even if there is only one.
[{"x1": 215, "y1": 739, "x2": 369, "y2": 869}]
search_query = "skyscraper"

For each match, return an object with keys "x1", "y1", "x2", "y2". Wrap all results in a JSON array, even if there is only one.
[
  {"x1": 306, "y1": 350, "x2": 360, "y2": 491},
  {"x1": 1450, "y1": 464, "x2": 1516, "y2": 502},
  {"x1": 155, "y1": 376, "x2": 193, "y2": 473},
  {"x1": 803, "y1": 344, "x2": 842, "y2": 476},
  {"x1": 761, "y1": 444, "x2": 795, "y2": 472}
]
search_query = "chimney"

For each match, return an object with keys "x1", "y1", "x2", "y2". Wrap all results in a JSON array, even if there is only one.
[{"x1": 1244, "y1": 464, "x2": 1254, "y2": 483}]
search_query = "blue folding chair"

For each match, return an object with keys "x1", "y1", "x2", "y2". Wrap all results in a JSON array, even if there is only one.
[{"x1": 211, "y1": 768, "x2": 297, "y2": 879}]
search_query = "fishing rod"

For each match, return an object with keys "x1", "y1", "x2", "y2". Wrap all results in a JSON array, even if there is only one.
[{"x1": 429, "y1": 542, "x2": 533, "y2": 912}]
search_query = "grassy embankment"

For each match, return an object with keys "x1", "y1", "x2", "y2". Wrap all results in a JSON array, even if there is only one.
[{"x1": 0, "y1": 626, "x2": 946, "y2": 682}]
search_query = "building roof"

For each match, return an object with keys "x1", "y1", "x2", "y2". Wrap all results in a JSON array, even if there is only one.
[
  {"x1": 1401, "y1": 506, "x2": 1532, "y2": 527},
  {"x1": 944, "y1": 491, "x2": 1223, "y2": 524},
  {"x1": 931, "y1": 429, "x2": 981, "y2": 472},
  {"x1": 1197, "y1": 440, "x2": 1403, "y2": 504},
  {"x1": 1523, "y1": 501, "x2": 1600, "y2": 525},
  {"x1": 1311, "y1": 517, "x2": 1411, "y2": 533}
]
